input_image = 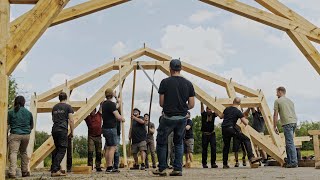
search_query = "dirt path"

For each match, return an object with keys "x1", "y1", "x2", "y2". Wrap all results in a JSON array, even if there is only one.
[{"x1": 12, "y1": 165, "x2": 320, "y2": 180}]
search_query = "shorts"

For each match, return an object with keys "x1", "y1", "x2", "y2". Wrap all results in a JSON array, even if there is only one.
[
  {"x1": 132, "y1": 141, "x2": 147, "y2": 154},
  {"x1": 102, "y1": 128, "x2": 117, "y2": 147},
  {"x1": 184, "y1": 138, "x2": 194, "y2": 153}
]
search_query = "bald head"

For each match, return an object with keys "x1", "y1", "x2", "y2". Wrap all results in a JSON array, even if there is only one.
[{"x1": 233, "y1": 97, "x2": 241, "y2": 105}]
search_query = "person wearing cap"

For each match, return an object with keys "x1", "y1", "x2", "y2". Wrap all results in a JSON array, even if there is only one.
[
  {"x1": 129, "y1": 108, "x2": 147, "y2": 170},
  {"x1": 153, "y1": 59, "x2": 195, "y2": 176},
  {"x1": 184, "y1": 111, "x2": 194, "y2": 168},
  {"x1": 102, "y1": 89, "x2": 125, "y2": 173}
]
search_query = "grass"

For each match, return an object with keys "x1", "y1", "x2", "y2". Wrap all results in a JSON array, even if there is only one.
[{"x1": 41, "y1": 150, "x2": 315, "y2": 167}]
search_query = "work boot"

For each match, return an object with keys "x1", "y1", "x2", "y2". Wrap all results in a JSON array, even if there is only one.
[
  {"x1": 211, "y1": 164, "x2": 218, "y2": 168},
  {"x1": 235, "y1": 162, "x2": 239, "y2": 167},
  {"x1": 152, "y1": 169, "x2": 167, "y2": 176},
  {"x1": 96, "y1": 167, "x2": 102, "y2": 172},
  {"x1": 140, "y1": 163, "x2": 146, "y2": 170},
  {"x1": 202, "y1": 164, "x2": 209, "y2": 168},
  {"x1": 130, "y1": 164, "x2": 140, "y2": 170},
  {"x1": 285, "y1": 164, "x2": 298, "y2": 168},
  {"x1": 169, "y1": 170, "x2": 182, "y2": 176},
  {"x1": 223, "y1": 165, "x2": 230, "y2": 169},
  {"x1": 8, "y1": 174, "x2": 16, "y2": 179},
  {"x1": 22, "y1": 172, "x2": 30, "y2": 177},
  {"x1": 249, "y1": 157, "x2": 263, "y2": 164},
  {"x1": 51, "y1": 171, "x2": 67, "y2": 177}
]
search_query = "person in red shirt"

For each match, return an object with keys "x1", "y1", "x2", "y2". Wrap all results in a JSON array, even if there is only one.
[{"x1": 85, "y1": 105, "x2": 103, "y2": 171}]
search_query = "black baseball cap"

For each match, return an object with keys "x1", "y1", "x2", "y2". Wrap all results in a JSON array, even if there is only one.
[
  {"x1": 170, "y1": 59, "x2": 182, "y2": 71},
  {"x1": 133, "y1": 108, "x2": 141, "y2": 114}
]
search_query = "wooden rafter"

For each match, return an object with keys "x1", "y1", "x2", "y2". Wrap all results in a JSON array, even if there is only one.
[
  {"x1": 200, "y1": 0, "x2": 320, "y2": 44},
  {"x1": 9, "y1": 0, "x2": 38, "y2": 4},
  {"x1": 6, "y1": 0, "x2": 70, "y2": 75},
  {"x1": 37, "y1": 101, "x2": 86, "y2": 113},
  {"x1": 30, "y1": 65, "x2": 134, "y2": 169}
]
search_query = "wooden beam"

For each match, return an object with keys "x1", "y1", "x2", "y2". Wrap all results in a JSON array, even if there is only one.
[
  {"x1": 128, "y1": 68, "x2": 136, "y2": 156},
  {"x1": 26, "y1": 94, "x2": 38, "y2": 171},
  {"x1": 200, "y1": 0, "x2": 320, "y2": 43},
  {"x1": 255, "y1": 0, "x2": 320, "y2": 34},
  {"x1": 287, "y1": 31, "x2": 320, "y2": 75},
  {"x1": 144, "y1": 47, "x2": 171, "y2": 61},
  {"x1": 181, "y1": 61, "x2": 260, "y2": 97},
  {"x1": 72, "y1": 166, "x2": 92, "y2": 174},
  {"x1": 37, "y1": 101, "x2": 86, "y2": 113},
  {"x1": 309, "y1": 130, "x2": 320, "y2": 136},
  {"x1": 30, "y1": 65, "x2": 134, "y2": 170},
  {"x1": 226, "y1": 82, "x2": 236, "y2": 99},
  {"x1": 9, "y1": 0, "x2": 38, "y2": 4},
  {"x1": 0, "y1": 1, "x2": 10, "y2": 179},
  {"x1": 37, "y1": 48, "x2": 144, "y2": 102},
  {"x1": 6, "y1": 0, "x2": 70, "y2": 75},
  {"x1": 10, "y1": 0, "x2": 129, "y2": 34},
  {"x1": 216, "y1": 97, "x2": 261, "y2": 107}
]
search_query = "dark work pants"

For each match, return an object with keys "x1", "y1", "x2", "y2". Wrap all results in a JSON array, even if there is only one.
[
  {"x1": 222, "y1": 126, "x2": 254, "y2": 166},
  {"x1": 67, "y1": 137, "x2": 72, "y2": 171},
  {"x1": 52, "y1": 130, "x2": 68, "y2": 173},
  {"x1": 202, "y1": 132, "x2": 217, "y2": 166}
]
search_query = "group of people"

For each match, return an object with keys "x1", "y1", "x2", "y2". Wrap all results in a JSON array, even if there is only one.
[{"x1": 6, "y1": 59, "x2": 299, "y2": 178}]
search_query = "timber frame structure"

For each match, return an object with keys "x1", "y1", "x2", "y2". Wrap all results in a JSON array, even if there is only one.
[{"x1": 1, "y1": 0, "x2": 320, "y2": 177}]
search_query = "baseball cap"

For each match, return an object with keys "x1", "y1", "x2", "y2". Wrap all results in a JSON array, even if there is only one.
[{"x1": 170, "y1": 59, "x2": 182, "y2": 71}]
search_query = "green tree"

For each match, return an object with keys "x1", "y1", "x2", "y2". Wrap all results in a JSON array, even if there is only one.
[
  {"x1": 8, "y1": 76, "x2": 18, "y2": 108},
  {"x1": 73, "y1": 135, "x2": 88, "y2": 158},
  {"x1": 34, "y1": 131, "x2": 50, "y2": 150}
]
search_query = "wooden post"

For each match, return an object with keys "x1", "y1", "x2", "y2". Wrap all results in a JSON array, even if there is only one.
[
  {"x1": 27, "y1": 94, "x2": 38, "y2": 171},
  {"x1": 128, "y1": 68, "x2": 137, "y2": 156},
  {"x1": 0, "y1": 1, "x2": 10, "y2": 179},
  {"x1": 118, "y1": 62, "x2": 128, "y2": 167}
]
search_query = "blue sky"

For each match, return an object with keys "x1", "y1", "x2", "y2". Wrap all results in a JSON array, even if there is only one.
[{"x1": 11, "y1": 0, "x2": 320, "y2": 137}]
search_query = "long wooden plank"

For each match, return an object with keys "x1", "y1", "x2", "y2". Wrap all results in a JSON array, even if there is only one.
[
  {"x1": 309, "y1": 130, "x2": 320, "y2": 136},
  {"x1": 10, "y1": 0, "x2": 129, "y2": 34},
  {"x1": 287, "y1": 31, "x2": 320, "y2": 75},
  {"x1": 9, "y1": 0, "x2": 38, "y2": 4},
  {"x1": 216, "y1": 97, "x2": 261, "y2": 107},
  {"x1": 312, "y1": 135, "x2": 320, "y2": 161},
  {"x1": 144, "y1": 47, "x2": 172, "y2": 62},
  {"x1": 37, "y1": 48, "x2": 145, "y2": 102},
  {"x1": 37, "y1": 101, "x2": 86, "y2": 113},
  {"x1": 200, "y1": 0, "x2": 320, "y2": 44},
  {"x1": 26, "y1": 95, "x2": 38, "y2": 171},
  {"x1": 226, "y1": 83, "x2": 236, "y2": 99},
  {"x1": 6, "y1": 0, "x2": 70, "y2": 75},
  {"x1": 30, "y1": 65, "x2": 134, "y2": 170},
  {"x1": 0, "y1": 1, "x2": 10, "y2": 179},
  {"x1": 255, "y1": 0, "x2": 320, "y2": 33}
]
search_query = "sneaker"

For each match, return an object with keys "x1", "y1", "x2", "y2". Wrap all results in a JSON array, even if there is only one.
[
  {"x1": 249, "y1": 157, "x2": 262, "y2": 164},
  {"x1": 169, "y1": 170, "x2": 182, "y2": 176},
  {"x1": 223, "y1": 165, "x2": 230, "y2": 169},
  {"x1": 211, "y1": 164, "x2": 218, "y2": 168},
  {"x1": 130, "y1": 164, "x2": 140, "y2": 170},
  {"x1": 22, "y1": 172, "x2": 30, "y2": 177},
  {"x1": 51, "y1": 171, "x2": 67, "y2": 177},
  {"x1": 235, "y1": 162, "x2": 239, "y2": 167},
  {"x1": 285, "y1": 164, "x2": 298, "y2": 168},
  {"x1": 106, "y1": 169, "x2": 113, "y2": 173},
  {"x1": 203, "y1": 164, "x2": 209, "y2": 168},
  {"x1": 8, "y1": 174, "x2": 16, "y2": 179},
  {"x1": 152, "y1": 169, "x2": 167, "y2": 176},
  {"x1": 140, "y1": 164, "x2": 146, "y2": 170},
  {"x1": 112, "y1": 169, "x2": 120, "y2": 173},
  {"x1": 96, "y1": 167, "x2": 102, "y2": 172}
]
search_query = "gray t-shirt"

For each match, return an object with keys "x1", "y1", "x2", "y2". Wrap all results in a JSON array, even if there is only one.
[
  {"x1": 146, "y1": 122, "x2": 155, "y2": 141},
  {"x1": 274, "y1": 96, "x2": 297, "y2": 126},
  {"x1": 52, "y1": 103, "x2": 74, "y2": 132}
]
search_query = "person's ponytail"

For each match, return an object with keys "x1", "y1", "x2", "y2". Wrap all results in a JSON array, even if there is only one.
[{"x1": 14, "y1": 96, "x2": 26, "y2": 113}]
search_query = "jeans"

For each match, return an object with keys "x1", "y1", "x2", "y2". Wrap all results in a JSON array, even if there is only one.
[
  {"x1": 52, "y1": 130, "x2": 68, "y2": 172},
  {"x1": 8, "y1": 134, "x2": 30, "y2": 175},
  {"x1": 222, "y1": 126, "x2": 254, "y2": 166},
  {"x1": 156, "y1": 117, "x2": 186, "y2": 172},
  {"x1": 202, "y1": 132, "x2": 217, "y2": 166},
  {"x1": 67, "y1": 137, "x2": 72, "y2": 171},
  {"x1": 283, "y1": 123, "x2": 298, "y2": 165},
  {"x1": 113, "y1": 135, "x2": 120, "y2": 169},
  {"x1": 167, "y1": 132, "x2": 175, "y2": 165}
]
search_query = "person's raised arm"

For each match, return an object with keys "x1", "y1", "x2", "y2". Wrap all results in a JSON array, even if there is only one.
[
  {"x1": 240, "y1": 117, "x2": 249, "y2": 126},
  {"x1": 201, "y1": 102, "x2": 204, "y2": 114},
  {"x1": 243, "y1": 108, "x2": 251, "y2": 118},
  {"x1": 68, "y1": 113, "x2": 74, "y2": 138},
  {"x1": 132, "y1": 115, "x2": 145, "y2": 124},
  {"x1": 188, "y1": 96, "x2": 195, "y2": 110}
]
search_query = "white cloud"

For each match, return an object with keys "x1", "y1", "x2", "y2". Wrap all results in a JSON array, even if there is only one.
[
  {"x1": 159, "y1": 24, "x2": 234, "y2": 70},
  {"x1": 189, "y1": 10, "x2": 218, "y2": 24},
  {"x1": 111, "y1": 41, "x2": 127, "y2": 57}
]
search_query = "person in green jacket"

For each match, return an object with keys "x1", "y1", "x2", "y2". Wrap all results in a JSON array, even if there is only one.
[{"x1": 7, "y1": 96, "x2": 33, "y2": 178}]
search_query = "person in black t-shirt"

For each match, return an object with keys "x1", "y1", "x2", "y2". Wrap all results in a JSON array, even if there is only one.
[
  {"x1": 129, "y1": 108, "x2": 147, "y2": 170},
  {"x1": 200, "y1": 102, "x2": 218, "y2": 168},
  {"x1": 184, "y1": 111, "x2": 194, "y2": 167},
  {"x1": 152, "y1": 59, "x2": 195, "y2": 177},
  {"x1": 102, "y1": 89, "x2": 125, "y2": 173},
  {"x1": 220, "y1": 97, "x2": 262, "y2": 168},
  {"x1": 51, "y1": 92, "x2": 74, "y2": 177}
]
